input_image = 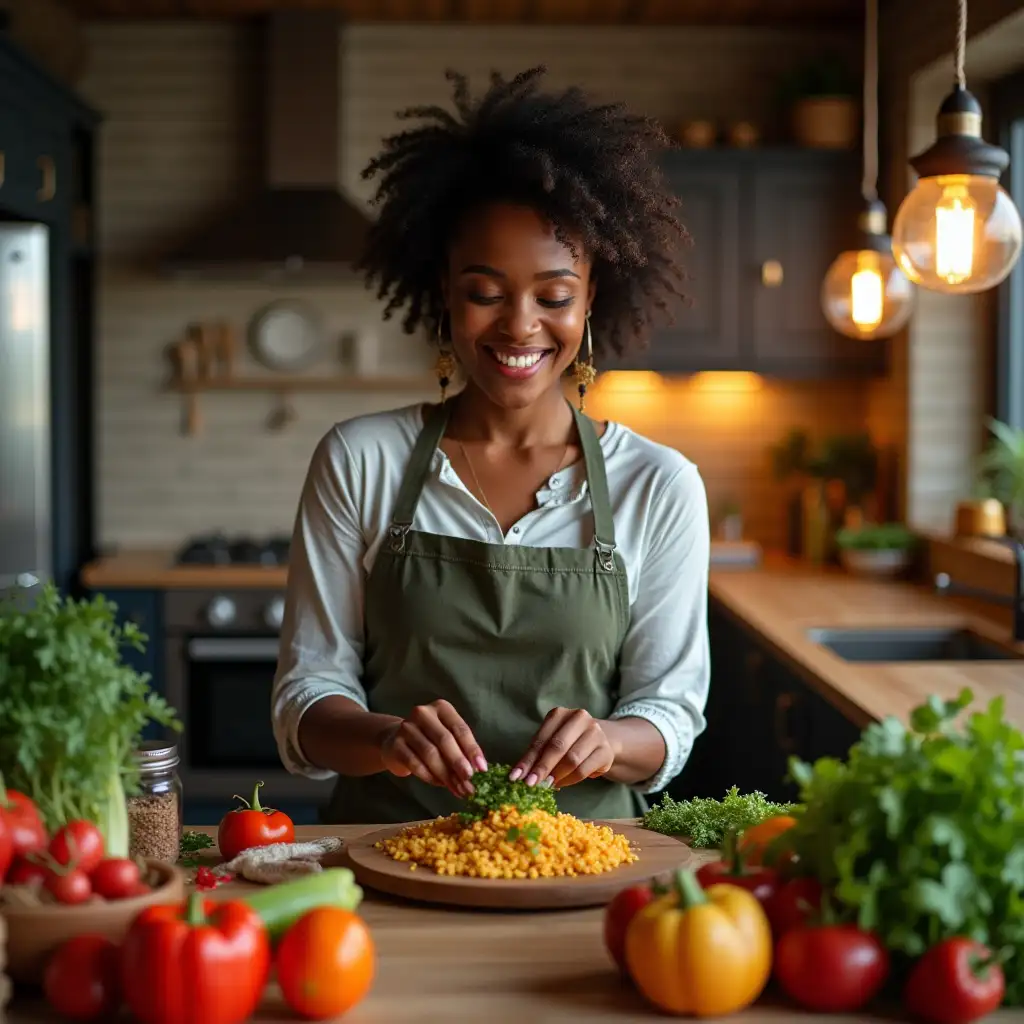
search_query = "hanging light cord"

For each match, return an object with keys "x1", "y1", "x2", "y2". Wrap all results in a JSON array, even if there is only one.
[
  {"x1": 861, "y1": 0, "x2": 878, "y2": 202},
  {"x1": 955, "y1": 0, "x2": 968, "y2": 88}
]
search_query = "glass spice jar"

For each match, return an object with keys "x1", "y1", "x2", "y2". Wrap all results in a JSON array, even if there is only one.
[{"x1": 126, "y1": 741, "x2": 183, "y2": 864}]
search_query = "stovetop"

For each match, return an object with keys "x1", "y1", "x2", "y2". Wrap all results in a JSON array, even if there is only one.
[{"x1": 174, "y1": 533, "x2": 291, "y2": 567}]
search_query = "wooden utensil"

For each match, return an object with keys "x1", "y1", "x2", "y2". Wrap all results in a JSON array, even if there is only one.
[{"x1": 341, "y1": 820, "x2": 710, "y2": 910}]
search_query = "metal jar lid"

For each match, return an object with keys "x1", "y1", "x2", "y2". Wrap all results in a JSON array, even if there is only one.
[{"x1": 132, "y1": 740, "x2": 180, "y2": 774}]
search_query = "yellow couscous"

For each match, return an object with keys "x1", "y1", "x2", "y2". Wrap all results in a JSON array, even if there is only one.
[{"x1": 375, "y1": 806, "x2": 638, "y2": 879}]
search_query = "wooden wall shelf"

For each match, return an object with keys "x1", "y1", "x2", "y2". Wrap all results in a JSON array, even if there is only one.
[{"x1": 168, "y1": 374, "x2": 435, "y2": 436}]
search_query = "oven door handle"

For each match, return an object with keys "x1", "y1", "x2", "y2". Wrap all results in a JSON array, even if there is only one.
[{"x1": 187, "y1": 638, "x2": 281, "y2": 661}]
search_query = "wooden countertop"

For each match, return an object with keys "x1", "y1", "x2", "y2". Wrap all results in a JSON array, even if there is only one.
[
  {"x1": 80, "y1": 549, "x2": 289, "y2": 589},
  {"x1": 9, "y1": 824, "x2": 1023, "y2": 1023},
  {"x1": 709, "y1": 561, "x2": 1024, "y2": 729}
]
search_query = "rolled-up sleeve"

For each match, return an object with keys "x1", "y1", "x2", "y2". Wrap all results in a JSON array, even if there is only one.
[
  {"x1": 608, "y1": 462, "x2": 711, "y2": 794},
  {"x1": 272, "y1": 427, "x2": 369, "y2": 780}
]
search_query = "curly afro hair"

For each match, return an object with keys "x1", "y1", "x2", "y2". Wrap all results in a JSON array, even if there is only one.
[{"x1": 357, "y1": 65, "x2": 690, "y2": 358}]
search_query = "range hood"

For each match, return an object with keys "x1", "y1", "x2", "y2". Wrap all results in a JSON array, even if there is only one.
[{"x1": 164, "y1": 11, "x2": 371, "y2": 281}]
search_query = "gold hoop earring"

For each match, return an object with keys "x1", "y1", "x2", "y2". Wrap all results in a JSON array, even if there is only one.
[
  {"x1": 434, "y1": 315, "x2": 456, "y2": 403},
  {"x1": 571, "y1": 312, "x2": 597, "y2": 412}
]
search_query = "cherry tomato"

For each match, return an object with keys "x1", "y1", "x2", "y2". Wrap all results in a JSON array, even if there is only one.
[
  {"x1": 7, "y1": 854, "x2": 47, "y2": 886},
  {"x1": 604, "y1": 882, "x2": 660, "y2": 972},
  {"x1": 45, "y1": 867, "x2": 93, "y2": 905},
  {"x1": 43, "y1": 935, "x2": 121, "y2": 1021},
  {"x1": 766, "y1": 876, "x2": 823, "y2": 939},
  {"x1": 276, "y1": 908, "x2": 375, "y2": 1020},
  {"x1": 737, "y1": 814, "x2": 797, "y2": 867},
  {"x1": 123, "y1": 880, "x2": 152, "y2": 897},
  {"x1": 49, "y1": 820, "x2": 105, "y2": 873},
  {"x1": 904, "y1": 937, "x2": 1006, "y2": 1024},
  {"x1": 0, "y1": 779, "x2": 47, "y2": 857},
  {"x1": 89, "y1": 858, "x2": 142, "y2": 900},
  {"x1": 775, "y1": 923, "x2": 889, "y2": 1012}
]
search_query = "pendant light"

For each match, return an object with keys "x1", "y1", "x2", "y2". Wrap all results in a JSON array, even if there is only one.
[
  {"x1": 891, "y1": 0, "x2": 1023, "y2": 293},
  {"x1": 821, "y1": 0, "x2": 915, "y2": 340}
]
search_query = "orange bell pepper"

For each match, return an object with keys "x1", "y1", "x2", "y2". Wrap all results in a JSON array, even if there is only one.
[{"x1": 624, "y1": 868, "x2": 772, "y2": 1017}]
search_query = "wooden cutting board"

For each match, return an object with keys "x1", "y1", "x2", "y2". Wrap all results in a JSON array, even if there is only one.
[{"x1": 341, "y1": 820, "x2": 712, "y2": 910}]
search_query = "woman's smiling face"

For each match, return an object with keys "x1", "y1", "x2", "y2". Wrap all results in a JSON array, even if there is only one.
[{"x1": 443, "y1": 203, "x2": 596, "y2": 410}]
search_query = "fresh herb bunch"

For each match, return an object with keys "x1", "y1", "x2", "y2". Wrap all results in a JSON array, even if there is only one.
[
  {"x1": 460, "y1": 764, "x2": 558, "y2": 822},
  {"x1": 0, "y1": 585, "x2": 181, "y2": 855},
  {"x1": 179, "y1": 829, "x2": 216, "y2": 867},
  {"x1": 784, "y1": 689, "x2": 1024, "y2": 1005},
  {"x1": 641, "y1": 787, "x2": 797, "y2": 848}
]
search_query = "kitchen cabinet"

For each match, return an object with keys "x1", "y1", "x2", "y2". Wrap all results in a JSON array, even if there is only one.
[
  {"x1": 669, "y1": 599, "x2": 864, "y2": 805},
  {"x1": 0, "y1": 37, "x2": 100, "y2": 594},
  {"x1": 608, "y1": 149, "x2": 887, "y2": 380}
]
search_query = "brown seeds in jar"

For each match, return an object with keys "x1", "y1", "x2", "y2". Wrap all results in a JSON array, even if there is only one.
[{"x1": 127, "y1": 791, "x2": 181, "y2": 863}]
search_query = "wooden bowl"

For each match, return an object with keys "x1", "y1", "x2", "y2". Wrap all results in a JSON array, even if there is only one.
[{"x1": 3, "y1": 859, "x2": 185, "y2": 985}]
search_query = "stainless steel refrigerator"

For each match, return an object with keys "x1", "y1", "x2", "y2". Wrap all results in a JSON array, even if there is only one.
[{"x1": 0, "y1": 223, "x2": 51, "y2": 598}]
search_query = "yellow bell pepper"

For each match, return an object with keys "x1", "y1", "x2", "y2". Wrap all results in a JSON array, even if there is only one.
[{"x1": 624, "y1": 868, "x2": 772, "y2": 1017}]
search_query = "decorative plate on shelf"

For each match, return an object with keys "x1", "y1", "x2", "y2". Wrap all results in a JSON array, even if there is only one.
[{"x1": 247, "y1": 300, "x2": 324, "y2": 371}]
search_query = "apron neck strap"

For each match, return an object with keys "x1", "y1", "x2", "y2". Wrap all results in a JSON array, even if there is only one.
[{"x1": 389, "y1": 400, "x2": 617, "y2": 559}]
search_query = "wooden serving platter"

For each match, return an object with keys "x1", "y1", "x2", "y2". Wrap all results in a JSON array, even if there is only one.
[{"x1": 341, "y1": 820, "x2": 711, "y2": 910}]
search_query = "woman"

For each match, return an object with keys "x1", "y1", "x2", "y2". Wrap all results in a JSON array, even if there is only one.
[{"x1": 272, "y1": 66, "x2": 710, "y2": 825}]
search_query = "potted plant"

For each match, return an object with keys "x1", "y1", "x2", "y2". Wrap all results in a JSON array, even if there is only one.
[
  {"x1": 0, "y1": 584, "x2": 180, "y2": 856},
  {"x1": 779, "y1": 55, "x2": 860, "y2": 149},
  {"x1": 834, "y1": 523, "x2": 918, "y2": 578},
  {"x1": 975, "y1": 417, "x2": 1024, "y2": 534}
]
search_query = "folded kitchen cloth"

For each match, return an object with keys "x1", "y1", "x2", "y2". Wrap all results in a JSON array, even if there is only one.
[{"x1": 216, "y1": 837, "x2": 346, "y2": 885}]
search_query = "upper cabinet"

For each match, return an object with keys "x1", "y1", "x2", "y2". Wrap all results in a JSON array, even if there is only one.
[{"x1": 609, "y1": 149, "x2": 887, "y2": 379}]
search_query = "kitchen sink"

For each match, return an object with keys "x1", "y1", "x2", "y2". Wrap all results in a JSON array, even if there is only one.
[{"x1": 806, "y1": 627, "x2": 1023, "y2": 663}]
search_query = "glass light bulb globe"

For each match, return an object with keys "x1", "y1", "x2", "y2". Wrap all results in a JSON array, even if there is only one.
[
  {"x1": 891, "y1": 174, "x2": 1023, "y2": 294},
  {"x1": 821, "y1": 247, "x2": 915, "y2": 340}
]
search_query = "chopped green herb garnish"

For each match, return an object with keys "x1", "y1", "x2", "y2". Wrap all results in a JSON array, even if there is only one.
[
  {"x1": 642, "y1": 786, "x2": 797, "y2": 848},
  {"x1": 506, "y1": 821, "x2": 542, "y2": 856},
  {"x1": 178, "y1": 829, "x2": 215, "y2": 867},
  {"x1": 460, "y1": 764, "x2": 558, "y2": 823}
]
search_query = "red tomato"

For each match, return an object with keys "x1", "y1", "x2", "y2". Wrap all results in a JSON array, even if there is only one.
[
  {"x1": 604, "y1": 883, "x2": 659, "y2": 972},
  {"x1": 89, "y1": 858, "x2": 142, "y2": 900},
  {"x1": 766, "y1": 876, "x2": 823, "y2": 939},
  {"x1": 7, "y1": 855, "x2": 47, "y2": 886},
  {"x1": 276, "y1": 908, "x2": 375, "y2": 1020},
  {"x1": 49, "y1": 820, "x2": 105, "y2": 873},
  {"x1": 775, "y1": 924, "x2": 889, "y2": 1012},
  {"x1": 0, "y1": 780, "x2": 47, "y2": 857},
  {"x1": 45, "y1": 867, "x2": 93, "y2": 905},
  {"x1": 43, "y1": 935, "x2": 122, "y2": 1021},
  {"x1": 217, "y1": 781, "x2": 295, "y2": 861},
  {"x1": 124, "y1": 881, "x2": 152, "y2": 897},
  {"x1": 903, "y1": 937, "x2": 1006, "y2": 1024}
]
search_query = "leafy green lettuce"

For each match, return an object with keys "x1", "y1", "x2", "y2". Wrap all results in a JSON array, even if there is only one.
[
  {"x1": 0, "y1": 585, "x2": 180, "y2": 855},
  {"x1": 785, "y1": 689, "x2": 1024, "y2": 1005}
]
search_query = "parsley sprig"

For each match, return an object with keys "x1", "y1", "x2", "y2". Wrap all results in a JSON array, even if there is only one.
[{"x1": 641, "y1": 787, "x2": 796, "y2": 848}]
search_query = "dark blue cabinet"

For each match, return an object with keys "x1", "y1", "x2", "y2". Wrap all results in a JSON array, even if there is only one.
[{"x1": 609, "y1": 149, "x2": 886, "y2": 380}]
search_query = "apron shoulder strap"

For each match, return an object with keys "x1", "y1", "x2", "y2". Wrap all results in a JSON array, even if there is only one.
[
  {"x1": 390, "y1": 402, "x2": 450, "y2": 530},
  {"x1": 571, "y1": 405, "x2": 617, "y2": 565}
]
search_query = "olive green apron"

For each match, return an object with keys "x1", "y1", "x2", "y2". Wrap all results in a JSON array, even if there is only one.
[{"x1": 325, "y1": 401, "x2": 643, "y2": 824}]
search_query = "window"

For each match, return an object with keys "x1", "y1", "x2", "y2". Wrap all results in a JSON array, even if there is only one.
[{"x1": 993, "y1": 72, "x2": 1024, "y2": 430}]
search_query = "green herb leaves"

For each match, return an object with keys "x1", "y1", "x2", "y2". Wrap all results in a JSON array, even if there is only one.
[
  {"x1": 459, "y1": 764, "x2": 558, "y2": 823},
  {"x1": 784, "y1": 688, "x2": 1024, "y2": 1005},
  {"x1": 0, "y1": 585, "x2": 181, "y2": 839},
  {"x1": 641, "y1": 786, "x2": 797, "y2": 848},
  {"x1": 179, "y1": 829, "x2": 216, "y2": 868},
  {"x1": 506, "y1": 822, "x2": 542, "y2": 856}
]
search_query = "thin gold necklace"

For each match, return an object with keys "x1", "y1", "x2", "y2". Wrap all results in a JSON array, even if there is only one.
[{"x1": 458, "y1": 439, "x2": 570, "y2": 520}]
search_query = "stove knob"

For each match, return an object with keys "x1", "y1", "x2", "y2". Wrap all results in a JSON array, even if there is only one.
[
  {"x1": 206, "y1": 596, "x2": 237, "y2": 628},
  {"x1": 264, "y1": 596, "x2": 286, "y2": 630}
]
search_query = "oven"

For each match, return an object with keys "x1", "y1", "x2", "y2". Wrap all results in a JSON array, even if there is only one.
[{"x1": 163, "y1": 588, "x2": 335, "y2": 811}]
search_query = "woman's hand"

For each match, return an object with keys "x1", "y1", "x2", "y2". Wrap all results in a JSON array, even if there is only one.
[
  {"x1": 379, "y1": 699, "x2": 488, "y2": 797},
  {"x1": 510, "y1": 708, "x2": 616, "y2": 789}
]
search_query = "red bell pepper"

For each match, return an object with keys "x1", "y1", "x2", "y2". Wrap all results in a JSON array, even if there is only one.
[
  {"x1": 217, "y1": 781, "x2": 294, "y2": 861},
  {"x1": 604, "y1": 880, "x2": 666, "y2": 972},
  {"x1": 765, "y1": 875, "x2": 823, "y2": 939},
  {"x1": 903, "y1": 937, "x2": 1007, "y2": 1024},
  {"x1": 121, "y1": 891, "x2": 271, "y2": 1024},
  {"x1": 0, "y1": 772, "x2": 47, "y2": 857},
  {"x1": 695, "y1": 829, "x2": 779, "y2": 910}
]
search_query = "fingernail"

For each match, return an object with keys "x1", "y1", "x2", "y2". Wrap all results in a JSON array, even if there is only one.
[
  {"x1": 509, "y1": 767, "x2": 523, "y2": 781},
  {"x1": 475, "y1": 756, "x2": 488, "y2": 773},
  {"x1": 526, "y1": 772, "x2": 538, "y2": 787},
  {"x1": 462, "y1": 759, "x2": 474, "y2": 778}
]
